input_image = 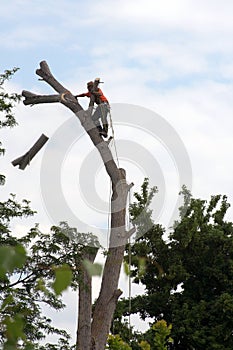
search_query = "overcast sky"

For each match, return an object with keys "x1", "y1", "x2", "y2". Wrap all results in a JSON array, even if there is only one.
[{"x1": 1, "y1": 0, "x2": 233, "y2": 343}]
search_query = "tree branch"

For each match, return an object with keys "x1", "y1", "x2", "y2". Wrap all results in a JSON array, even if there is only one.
[
  {"x1": 12, "y1": 133, "x2": 49, "y2": 170},
  {"x1": 22, "y1": 90, "x2": 60, "y2": 105},
  {"x1": 22, "y1": 61, "x2": 120, "y2": 186},
  {"x1": 0, "y1": 272, "x2": 35, "y2": 290},
  {"x1": 36, "y1": 60, "x2": 67, "y2": 93}
]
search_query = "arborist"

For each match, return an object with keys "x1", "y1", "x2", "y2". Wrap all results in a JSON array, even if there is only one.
[{"x1": 75, "y1": 80, "x2": 110, "y2": 138}]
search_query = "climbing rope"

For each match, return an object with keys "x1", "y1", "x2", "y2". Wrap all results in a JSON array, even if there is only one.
[{"x1": 108, "y1": 109, "x2": 120, "y2": 168}]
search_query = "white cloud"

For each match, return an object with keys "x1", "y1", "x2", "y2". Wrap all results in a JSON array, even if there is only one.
[
  {"x1": 1, "y1": 0, "x2": 233, "y2": 339},
  {"x1": 88, "y1": 0, "x2": 233, "y2": 34}
]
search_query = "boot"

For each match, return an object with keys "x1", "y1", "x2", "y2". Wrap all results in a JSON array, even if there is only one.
[
  {"x1": 96, "y1": 125, "x2": 103, "y2": 135},
  {"x1": 100, "y1": 123, "x2": 108, "y2": 138}
]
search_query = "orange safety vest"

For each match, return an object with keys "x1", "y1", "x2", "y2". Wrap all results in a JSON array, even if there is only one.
[{"x1": 78, "y1": 88, "x2": 109, "y2": 104}]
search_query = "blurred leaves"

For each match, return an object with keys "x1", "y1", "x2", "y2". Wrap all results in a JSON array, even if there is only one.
[
  {"x1": 0, "y1": 245, "x2": 27, "y2": 279},
  {"x1": 82, "y1": 259, "x2": 102, "y2": 277},
  {"x1": 52, "y1": 264, "x2": 73, "y2": 296}
]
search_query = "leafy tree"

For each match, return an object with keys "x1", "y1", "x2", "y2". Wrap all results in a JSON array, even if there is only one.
[
  {"x1": 0, "y1": 68, "x2": 88, "y2": 349},
  {"x1": 1, "y1": 220, "x2": 99, "y2": 349},
  {"x1": 0, "y1": 195, "x2": 74, "y2": 346},
  {"x1": 115, "y1": 181, "x2": 233, "y2": 349},
  {"x1": 149, "y1": 320, "x2": 173, "y2": 350},
  {"x1": 0, "y1": 67, "x2": 21, "y2": 185}
]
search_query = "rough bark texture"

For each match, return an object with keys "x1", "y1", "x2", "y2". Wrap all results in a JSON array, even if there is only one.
[
  {"x1": 22, "y1": 61, "x2": 134, "y2": 350},
  {"x1": 12, "y1": 133, "x2": 49, "y2": 169},
  {"x1": 77, "y1": 248, "x2": 98, "y2": 350}
]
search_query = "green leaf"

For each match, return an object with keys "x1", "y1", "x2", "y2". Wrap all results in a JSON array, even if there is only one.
[
  {"x1": 4, "y1": 314, "x2": 25, "y2": 346},
  {"x1": 52, "y1": 264, "x2": 73, "y2": 295},
  {"x1": 0, "y1": 294, "x2": 14, "y2": 311},
  {"x1": 0, "y1": 245, "x2": 27, "y2": 279},
  {"x1": 82, "y1": 259, "x2": 102, "y2": 277},
  {"x1": 138, "y1": 257, "x2": 146, "y2": 279},
  {"x1": 123, "y1": 261, "x2": 130, "y2": 276}
]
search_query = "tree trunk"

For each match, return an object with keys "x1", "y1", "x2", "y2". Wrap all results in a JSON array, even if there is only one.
[
  {"x1": 22, "y1": 61, "x2": 134, "y2": 350},
  {"x1": 91, "y1": 169, "x2": 128, "y2": 350},
  {"x1": 77, "y1": 248, "x2": 98, "y2": 350}
]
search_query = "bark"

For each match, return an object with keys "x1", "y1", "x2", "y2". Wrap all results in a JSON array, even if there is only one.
[
  {"x1": 22, "y1": 61, "x2": 135, "y2": 350},
  {"x1": 22, "y1": 90, "x2": 60, "y2": 105},
  {"x1": 12, "y1": 133, "x2": 49, "y2": 170},
  {"x1": 77, "y1": 248, "x2": 98, "y2": 350}
]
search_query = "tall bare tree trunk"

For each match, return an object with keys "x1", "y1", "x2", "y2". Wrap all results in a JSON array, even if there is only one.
[
  {"x1": 77, "y1": 248, "x2": 97, "y2": 350},
  {"x1": 22, "y1": 61, "x2": 134, "y2": 350}
]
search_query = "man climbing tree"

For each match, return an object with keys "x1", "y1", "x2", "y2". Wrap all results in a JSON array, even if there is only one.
[{"x1": 75, "y1": 79, "x2": 110, "y2": 138}]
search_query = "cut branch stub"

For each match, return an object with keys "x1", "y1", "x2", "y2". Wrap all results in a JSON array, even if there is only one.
[
  {"x1": 22, "y1": 91, "x2": 60, "y2": 105},
  {"x1": 36, "y1": 60, "x2": 69, "y2": 94},
  {"x1": 12, "y1": 134, "x2": 49, "y2": 170}
]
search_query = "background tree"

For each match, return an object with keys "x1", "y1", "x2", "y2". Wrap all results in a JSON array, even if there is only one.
[
  {"x1": 0, "y1": 68, "x2": 88, "y2": 349},
  {"x1": 1, "y1": 219, "x2": 101, "y2": 349},
  {"x1": 114, "y1": 182, "x2": 233, "y2": 350},
  {"x1": 0, "y1": 67, "x2": 21, "y2": 184}
]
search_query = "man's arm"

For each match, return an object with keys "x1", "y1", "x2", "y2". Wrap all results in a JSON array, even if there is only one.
[{"x1": 75, "y1": 92, "x2": 90, "y2": 98}]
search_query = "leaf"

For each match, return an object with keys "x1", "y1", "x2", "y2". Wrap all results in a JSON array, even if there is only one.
[
  {"x1": 52, "y1": 264, "x2": 73, "y2": 295},
  {"x1": 123, "y1": 261, "x2": 130, "y2": 276},
  {"x1": 82, "y1": 259, "x2": 102, "y2": 277},
  {"x1": 0, "y1": 295, "x2": 14, "y2": 311},
  {"x1": 138, "y1": 257, "x2": 146, "y2": 279},
  {"x1": 0, "y1": 245, "x2": 27, "y2": 279},
  {"x1": 4, "y1": 314, "x2": 25, "y2": 346}
]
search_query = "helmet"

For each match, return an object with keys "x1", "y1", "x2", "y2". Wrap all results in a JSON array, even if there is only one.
[{"x1": 87, "y1": 81, "x2": 94, "y2": 87}]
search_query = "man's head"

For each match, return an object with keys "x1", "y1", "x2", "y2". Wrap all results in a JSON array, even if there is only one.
[{"x1": 87, "y1": 81, "x2": 94, "y2": 90}]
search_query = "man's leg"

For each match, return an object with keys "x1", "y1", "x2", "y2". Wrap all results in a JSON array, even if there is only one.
[
  {"x1": 92, "y1": 105, "x2": 109, "y2": 138},
  {"x1": 100, "y1": 104, "x2": 109, "y2": 138},
  {"x1": 91, "y1": 106, "x2": 103, "y2": 135}
]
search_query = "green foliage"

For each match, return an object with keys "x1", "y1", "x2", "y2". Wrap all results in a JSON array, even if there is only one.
[
  {"x1": 139, "y1": 340, "x2": 150, "y2": 350},
  {"x1": 115, "y1": 180, "x2": 233, "y2": 349},
  {"x1": 3, "y1": 313, "x2": 25, "y2": 349},
  {"x1": 106, "y1": 334, "x2": 132, "y2": 350},
  {"x1": 1, "y1": 220, "x2": 100, "y2": 348},
  {"x1": 0, "y1": 245, "x2": 27, "y2": 279},
  {"x1": 0, "y1": 67, "x2": 21, "y2": 129},
  {"x1": 0, "y1": 68, "x2": 80, "y2": 348},
  {"x1": 52, "y1": 264, "x2": 73, "y2": 295},
  {"x1": 82, "y1": 259, "x2": 102, "y2": 277},
  {"x1": 130, "y1": 178, "x2": 157, "y2": 237},
  {"x1": 0, "y1": 68, "x2": 21, "y2": 184},
  {"x1": 152, "y1": 320, "x2": 173, "y2": 350},
  {"x1": 0, "y1": 190, "x2": 101, "y2": 348}
]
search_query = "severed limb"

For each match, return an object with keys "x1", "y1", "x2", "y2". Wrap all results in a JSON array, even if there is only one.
[
  {"x1": 12, "y1": 134, "x2": 49, "y2": 170},
  {"x1": 22, "y1": 91, "x2": 60, "y2": 106}
]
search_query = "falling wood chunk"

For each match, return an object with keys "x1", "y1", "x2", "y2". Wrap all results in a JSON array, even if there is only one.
[{"x1": 12, "y1": 134, "x2": 49, "y2": 170}]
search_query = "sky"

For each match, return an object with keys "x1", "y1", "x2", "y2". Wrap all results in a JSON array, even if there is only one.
[{"x1": 1, "y1": 0, "x2": 233, "y2": 344}]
